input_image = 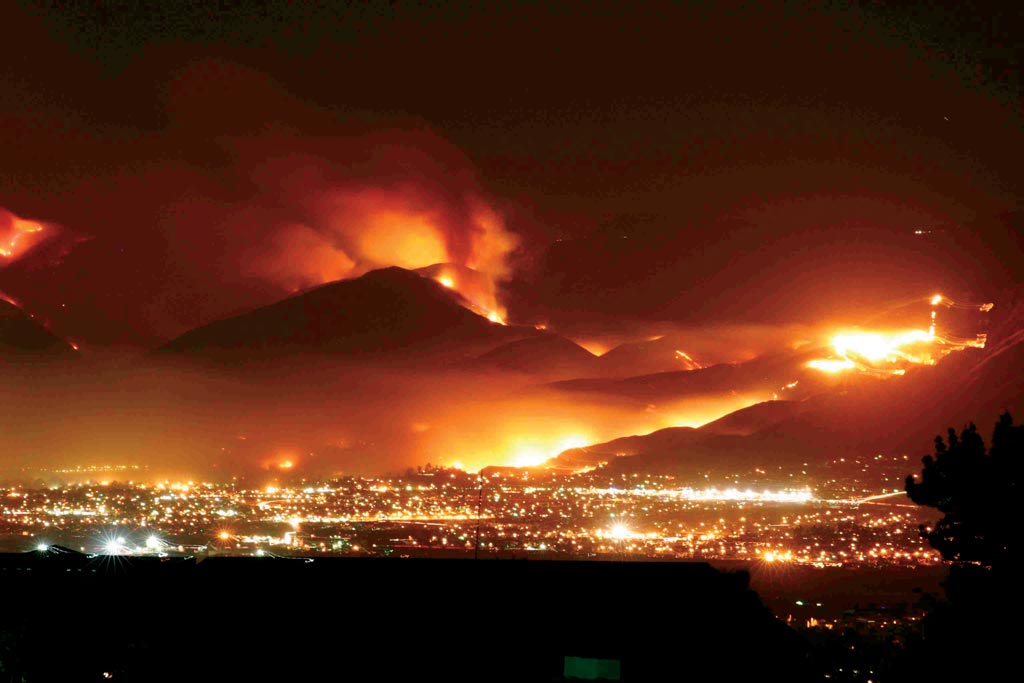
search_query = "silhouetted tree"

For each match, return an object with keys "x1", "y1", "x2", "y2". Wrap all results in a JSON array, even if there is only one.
[
  {"x1": 905, "y1": 412, "x2": 1022, "y2": 568},
  {"x1": 895, "y1": 412, "x2": 1023, "y2": 680}
]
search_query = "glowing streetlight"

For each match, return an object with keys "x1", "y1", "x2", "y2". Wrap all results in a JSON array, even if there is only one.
[{"x1": 103, "y1": 537, "x2": 126, "y2": 555}]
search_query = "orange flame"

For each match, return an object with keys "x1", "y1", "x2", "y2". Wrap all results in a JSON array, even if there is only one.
[
  {"x1": 807, "y1": 294, "x2": 991, "y2": 375},
  {"x1": 0, "y1": 208, "x2": 46, "y2": 263},
  {"x1": 674, "y1": 349, "x2": 703, "y2": 370},
  {"x1": 808, "y1": 329, "x2": 937, "y2": 375},
  {"x1": 427, "y1": 264, "x2": 509, "y2": 324}
]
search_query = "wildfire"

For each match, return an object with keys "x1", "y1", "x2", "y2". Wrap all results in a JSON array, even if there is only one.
[
  {"x1": 423, "y1": 264, "x2": 509, "y2": 325},
  {"x1": 0, "y1": 208, "x2": 46, "y2": 262},
  {"x1": 808, "y1": 329, "x2": 937, "y2": 374},
  {"x1": 240, "y1": 161, "x2": 519, "y2": 326},
  {"x1": 807, "y1": 294, "x2": 992, "y2": 375},
  {"x1": 833, "y1": 330, "x2": 936, "y2": 362},
  {"x1": 807, "y1": 358, "x2": 857, "y2": 374},
  {"x1": 509, "y1": 448, "x2": 547, "y2": 468},
  {"x1": 575, "y1": 339, "x2": 611, "y2": 356},
  {"x1": 674, "y1": 349, "x2": 703, "y2": 370},
  {"x1": 507, "y1": 434, "x2": 592, "y2": 468}
]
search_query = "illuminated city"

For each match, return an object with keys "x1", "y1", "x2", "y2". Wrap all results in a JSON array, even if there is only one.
[{"x1": 3, "y1": 457, "x2": 938, "y2": 568}]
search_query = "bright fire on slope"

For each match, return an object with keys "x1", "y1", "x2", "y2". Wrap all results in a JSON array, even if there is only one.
[
  {"x1": 507, "y1": 435, "x2": 592, "y2": 468},
  {"x1": 0, "y1": 208, "x2": 45, "y2": 262},
  {"x1": 807, "y1": 294, "x2": 991, "y2": 375},
  {"x1": 432, "y1": 269, "x2": 507, "y2": 325},
  {"x1": 674, "y1": 349, "x2": 703, "y2": 370}
]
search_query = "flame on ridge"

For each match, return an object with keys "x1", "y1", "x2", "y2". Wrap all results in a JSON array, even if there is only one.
[
  {"x1": 1, "y1": 208, "x2": 46, "y2": 263},
  {"x1": 807, "y1": 294, "x2": 992, "y2": 375}
]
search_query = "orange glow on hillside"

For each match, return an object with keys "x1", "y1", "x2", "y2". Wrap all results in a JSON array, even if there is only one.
[
  {"x1": 424, "y1": 264, "x2": 509, "y2": 323},
  {"x1": 504, "y1": 434, "x2": 593, "y2": 468},
  {"x1": 807, "y1": 358, "x2": 857, "y2": 374},
  {"x1": 674, "y1": 349, "x2": 702, "y2": 369},
  {"x1": 241, "y1": 181, "x2": 518, "y2": 324},
  {"x1": 325, "y1": 191, "x2": 515, "y2": 323},
  {"x1": 0, "y1": 208, "x2": 46, "y2": 262},
  {"x1": 429, "y1": 393, "x2": 771, "y2": 472},
  {"x1": 575, "y1": 339, "x2": 611, "y2": 356},
  {"x1": 808, "y1": 329, "x2": 936, "y2": 375},
  {"x1": 0, "y1": 290, "x2": 20, "y2": 307},
  {"x1": 355, "y1": 211, "x2": 448, "y2": 270},
  {"x1": 655, "y1": 394, "x2": 770, "y2": 429},
  {"x1": 807, "y1": 294, "x2": 992, "y2": 375},
  {"x1": 833, "y1": 330, "x2": 935, "y2": 362}
]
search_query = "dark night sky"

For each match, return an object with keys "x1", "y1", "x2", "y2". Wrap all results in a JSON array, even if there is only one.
[{"x1": 1, "y1": 1, "x2": 1021, "y2": 347}]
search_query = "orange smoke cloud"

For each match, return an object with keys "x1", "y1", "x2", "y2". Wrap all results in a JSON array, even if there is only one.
[
  {"x1": 234, "y1": 138, "x2": 519, "y2": 318},
  {"x1": 1, "y1": 62, "x2": 526, "y2": 340},
  {"x1": 242, "y1": 223, "x2": 357, "y2": 292}
]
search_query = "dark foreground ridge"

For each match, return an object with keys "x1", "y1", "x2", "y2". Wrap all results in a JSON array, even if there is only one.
[
  {"x1": 1, "y1": 551, "x2": 811, "y2": 681},
  {"x1": 0, "y1": 298, "x2": 76, "y2": 356}
]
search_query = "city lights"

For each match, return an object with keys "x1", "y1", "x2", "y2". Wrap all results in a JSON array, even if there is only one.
[
  {"x1": 103, "y1": 537, "x2": 126, "y2": 555},
  {"x1": 3, "y1": 456, "x2": 937, "y2": 568}
]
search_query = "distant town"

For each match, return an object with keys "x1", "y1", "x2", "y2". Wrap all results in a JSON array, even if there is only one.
[{"x1": 3, "y1": 453, "x2": 937, "y2": 569}]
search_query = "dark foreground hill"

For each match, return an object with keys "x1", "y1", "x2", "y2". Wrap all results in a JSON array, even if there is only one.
[
  {"x1": 0, "y1": 298, "x2": 75, "y2": 356},
  {"x1": 0, "y1": 551, "x2": 812, "y2": 682}
]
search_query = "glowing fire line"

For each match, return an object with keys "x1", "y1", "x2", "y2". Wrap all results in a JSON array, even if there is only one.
[
  {"x1": 0, "y1": 211, "x2": 45, "y2": 260},
  {"x1": 433, "y1": 271, "x2": 507, "y2": 325},
  {"x1": 807, "y1": 294, "x2": 991, "y2": 375}
]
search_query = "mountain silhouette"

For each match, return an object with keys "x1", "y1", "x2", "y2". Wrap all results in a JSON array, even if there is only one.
[
  {"x1": 557, "y1": 294, "x2": 1024, "y2": 476},
  {"x1": 157, "y1": 267, "x2": 529, "y2": 359},
  {"x1": 597, "y1": 334, "x2": 704, "y2": 376},
  {"x1": 0, "y1": 298, "x2": 75, "y2": 356},
  {"x1": 545, "y1": 348, "x2": 824, "y2": 405},
  {"x1": 474, "y1": 334, "x2": 598, "y2": 377}
]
